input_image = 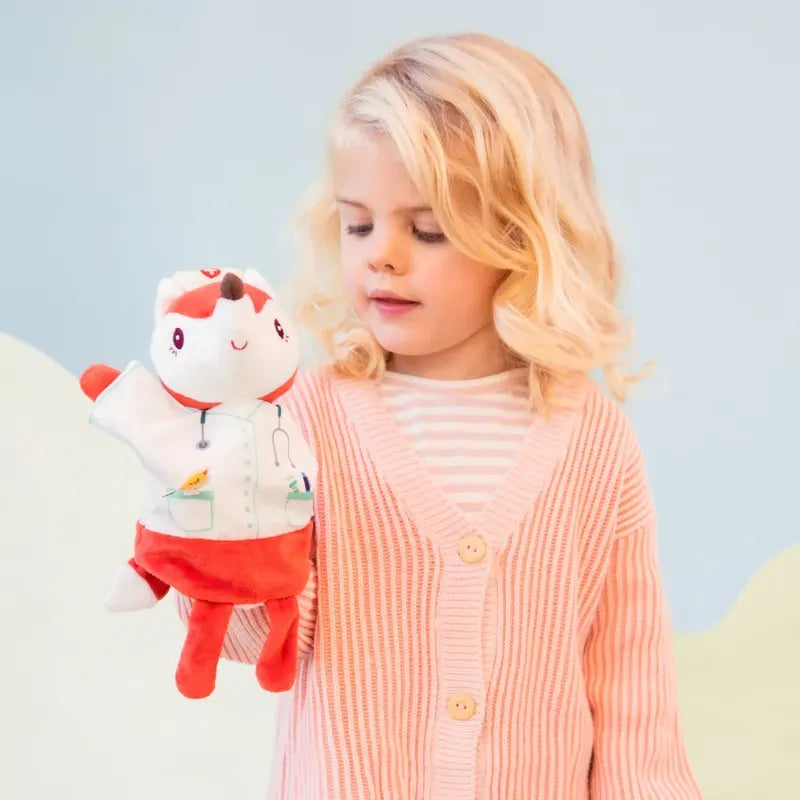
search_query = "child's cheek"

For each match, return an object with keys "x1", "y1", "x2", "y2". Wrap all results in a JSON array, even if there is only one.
[{"x1": 340, "y1": 264, "x2": 367, "y2": 311}]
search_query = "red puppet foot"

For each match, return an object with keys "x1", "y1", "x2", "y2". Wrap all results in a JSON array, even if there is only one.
[
  {"x1": 256, "y1": 596, "x2": 300, "y2": 692},
  {"x1": 175, "y1": 598, "x2": 234, "y2": 699}
]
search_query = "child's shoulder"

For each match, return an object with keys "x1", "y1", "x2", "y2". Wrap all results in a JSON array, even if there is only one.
[
  {"x1": 572, "y1": 373, "x2": 644, "y2": 462},
  {"x1": 288, "y1": 361, "x2": 337, "y2": 402},
  {"x1": 280, "y1": 361, "x2": 343, "y2": 435}
]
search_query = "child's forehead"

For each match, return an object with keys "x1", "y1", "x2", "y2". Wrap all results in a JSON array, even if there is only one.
[
  {"x1": 332, "y1": 133, "x2": 429, "y2": 210},
  {"x1": 332, "y1": 130, "x2": 403, "y2": 172}
]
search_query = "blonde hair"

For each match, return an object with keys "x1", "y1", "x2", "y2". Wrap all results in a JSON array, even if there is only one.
[{"x1": 285, "y1": 32, "x2": 657, "y2": 418}]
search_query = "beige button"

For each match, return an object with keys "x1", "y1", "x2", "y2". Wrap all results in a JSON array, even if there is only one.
[
  {"x1": 447, "y1": 692, "x2": 476, "y2": 720},
  {"x1": 457, "y1": 533, "x2": 487, "y2": 564}
]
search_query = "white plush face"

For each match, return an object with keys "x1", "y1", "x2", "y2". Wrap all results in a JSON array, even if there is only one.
[{"x1": 148, "y1": 269, "x2": 299, "y2": 404}]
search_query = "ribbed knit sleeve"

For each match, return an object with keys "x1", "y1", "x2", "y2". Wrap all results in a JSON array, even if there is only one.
[
  {"x1": 583, "y1": 432, "x2": 703, "y2": 799},
  {"x1": 173, "y1": 561, "x2": 317, "y2": 663}
]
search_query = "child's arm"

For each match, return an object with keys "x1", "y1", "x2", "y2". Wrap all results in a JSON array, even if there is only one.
[
  {"x1": 583, "y1": 432, "x2": 703, "y2": 799},
  {"x1": 174, "y1": 559, "x2": 318, "y2": 662}
]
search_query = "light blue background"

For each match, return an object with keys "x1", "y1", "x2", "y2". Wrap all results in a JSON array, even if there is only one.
[{"x1": 1, "y1": 1, "x2": 797, "y2": 632}]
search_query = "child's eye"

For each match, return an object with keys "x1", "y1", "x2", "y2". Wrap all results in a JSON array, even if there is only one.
[
  {"x1": 414, "y1": 227, "x2": 447, "y2": 244},
  {"x1": 344, "y1": 223, "x2": 446, "y2": 244},
  {"x1": 346, "y1": 224, "x2": 372, "y2": 237}
]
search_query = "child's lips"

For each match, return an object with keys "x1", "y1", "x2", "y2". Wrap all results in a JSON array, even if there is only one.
[
  {"x1": 370, "y1": 297, "x2": 421, "y2": 316},
  {"x1": 231, "y1": 340, "x2": 249, "y2": 350}
]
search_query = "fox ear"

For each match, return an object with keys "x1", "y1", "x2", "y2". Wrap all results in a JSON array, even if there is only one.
[
  {"x1": 154, "y1": 277, "x2": 184, "y2": 323},
  {"x1": 155, "y1": 268, "x2": 225, "y2": 322},
  {"x1": 242, "y1": 268, "x2": 277, "y2": 298}
]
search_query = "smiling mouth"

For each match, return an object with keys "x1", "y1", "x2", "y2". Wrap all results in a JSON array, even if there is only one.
[{"x1": 231, "y1": 340, "x2": 249, "y2": 351}]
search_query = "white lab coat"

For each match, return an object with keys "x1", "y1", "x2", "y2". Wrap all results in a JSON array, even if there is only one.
[{"x1": 89, "y1": 360, "x2": 316, "y2": 541}]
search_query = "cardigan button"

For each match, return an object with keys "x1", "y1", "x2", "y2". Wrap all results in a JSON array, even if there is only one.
[
  {"x1": 457, "y1": 533, "x2": 487, "y2": 564},
  {"x1": 447, "y1": 692, "x2": 476, "y2": 720}
]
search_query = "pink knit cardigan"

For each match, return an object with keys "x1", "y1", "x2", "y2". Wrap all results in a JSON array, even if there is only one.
[{"x1": 177, "y1": 365, "x2": 703, "y2": 799}]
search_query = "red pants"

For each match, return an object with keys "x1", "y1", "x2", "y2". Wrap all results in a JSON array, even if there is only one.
[{"x1": 129, "y1": 520, "x2": 313, "y2": 698}]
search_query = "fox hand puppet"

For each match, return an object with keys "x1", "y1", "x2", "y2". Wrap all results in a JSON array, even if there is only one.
[{"x1": 80, "y1": 268, "x2": 316, "y2": 699}]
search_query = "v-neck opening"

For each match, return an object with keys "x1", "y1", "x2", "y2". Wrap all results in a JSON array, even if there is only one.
[
  {"x1": 330, "y1": 368, "x2": 590, "y2": 552},
  {"x1": 377, "y1": 366, "x2": 531, "y2": 523}
]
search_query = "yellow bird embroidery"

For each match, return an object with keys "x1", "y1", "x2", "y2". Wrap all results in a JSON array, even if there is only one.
[
  {"x1": 180, "y1": 469, "x2": 208, "y2": 492},
  {"x1": 162, "y1": 469, "x2": 208, "y2": 497}
]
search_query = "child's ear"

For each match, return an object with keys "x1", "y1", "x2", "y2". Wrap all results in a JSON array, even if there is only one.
[
  {"x1": 243, "y1": 268, "x2": 277, "y2": 298},
  {"x1": 154, "y1": 277, "x2": 184, "y2": 323}
]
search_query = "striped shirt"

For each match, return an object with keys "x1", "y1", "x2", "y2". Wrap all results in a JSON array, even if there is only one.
[{"x1": 376, "y1": 367, "x2": 532, "y2": 519}]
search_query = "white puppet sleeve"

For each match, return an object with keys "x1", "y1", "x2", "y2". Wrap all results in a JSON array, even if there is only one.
[{"x1": 89, "y1": 360, "x2": 185, "y2": 455}]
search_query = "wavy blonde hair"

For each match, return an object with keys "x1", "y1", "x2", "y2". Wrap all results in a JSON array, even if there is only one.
[{"x1": 284, "y1": 32, "x2": 657, "y2": 418}]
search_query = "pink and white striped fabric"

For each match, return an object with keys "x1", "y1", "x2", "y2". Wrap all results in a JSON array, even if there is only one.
[
  {"x1": 376, "y1": 367, "x2": 532, "y2": 519},
  {"x1": 176, "y1": 364, "x2": 703, "y2": 800}
]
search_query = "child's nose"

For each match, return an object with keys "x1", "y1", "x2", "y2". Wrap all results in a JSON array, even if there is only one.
[
  {"x1": 368, "y1": 249, "x2": 408, "y2": 274},
  {"x1": 367, "y1": 229, "x2": 409, "y2": 274},
  {"x1": 369, "y1": 259, "x2": 400, "y2": 273}
]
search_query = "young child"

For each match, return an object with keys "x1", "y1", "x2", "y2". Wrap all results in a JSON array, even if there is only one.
[{"x1": 177, "y1": 32, "x2": 703, "y2": 799}]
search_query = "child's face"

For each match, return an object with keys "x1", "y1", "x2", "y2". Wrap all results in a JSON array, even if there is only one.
[{"x1": 333, "y1": 131, "x2": 506, "y2": 373}]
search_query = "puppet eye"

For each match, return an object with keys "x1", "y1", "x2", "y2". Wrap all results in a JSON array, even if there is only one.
[
  {"x1": 274, "y1": 319, "x2": 285, "y2": 339},
  {"x1": 173, "y1": 328, "x2": 184, "y2": 350}
]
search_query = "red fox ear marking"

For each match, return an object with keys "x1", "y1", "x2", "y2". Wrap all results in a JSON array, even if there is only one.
[{"x1": 154, "y1": 277, "x2": 184, "y2": 323}]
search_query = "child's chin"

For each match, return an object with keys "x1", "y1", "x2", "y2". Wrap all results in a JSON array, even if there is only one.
[{"x1": 372, "y1": 333, "x2": 427, "y2": 359}]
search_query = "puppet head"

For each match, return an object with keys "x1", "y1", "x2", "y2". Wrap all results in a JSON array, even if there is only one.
[{"x1": 149, "y1": 268, "x2": 299, "y2": 408}]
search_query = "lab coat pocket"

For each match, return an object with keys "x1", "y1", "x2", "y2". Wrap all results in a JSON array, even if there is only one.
[
  {"x1": 168, "y1": 490, "x2": 215, "y2": 533},
  {"x1": 285, "y1": 490, "x2": 314, "y2": 529}
]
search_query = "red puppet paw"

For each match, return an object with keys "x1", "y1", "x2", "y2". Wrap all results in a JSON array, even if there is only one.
[{"x1": 80, "y1": 364, "x2": 121, "y2": 401}]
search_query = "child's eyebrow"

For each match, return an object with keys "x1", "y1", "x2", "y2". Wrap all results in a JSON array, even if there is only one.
[{"x1": 335, "y1": 196, "x2": 433, "y2": 214}]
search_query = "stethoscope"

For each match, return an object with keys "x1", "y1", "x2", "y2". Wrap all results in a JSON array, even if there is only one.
[
  {"x1": 193, "y1": 404, "x2": 311, "y2": 525},
  {"x1": 271, "y1": 404, "x2": 295, "y2": 468},
  {"x1": 196, "y1": 404, "x2": 295, "y2": 467}
]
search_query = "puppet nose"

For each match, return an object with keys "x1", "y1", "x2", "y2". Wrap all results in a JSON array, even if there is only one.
[{"x1": 220, "y1": 272, "x2": 244, "y2": 301}]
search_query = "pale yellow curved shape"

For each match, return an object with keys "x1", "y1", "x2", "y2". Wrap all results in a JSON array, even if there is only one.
[
  {"x1": 674, "y1": 543, "x2": 800, "y2": 798},
  {"x1": 0, "y1": 331, "x2": 797, "y2": 797}
]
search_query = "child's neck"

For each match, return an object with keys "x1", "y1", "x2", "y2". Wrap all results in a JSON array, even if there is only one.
[{"x1": 387, "y1": 329, "x2": 524, "y2": 381}]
